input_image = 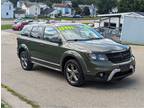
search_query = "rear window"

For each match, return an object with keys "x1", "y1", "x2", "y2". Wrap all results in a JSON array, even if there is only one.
[{"x1": 21, "y1": 25, "x2": 32, "y2": 36}]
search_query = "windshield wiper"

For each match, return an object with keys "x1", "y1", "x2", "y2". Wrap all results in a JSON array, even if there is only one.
[
  {"x1": 67, "y1": 38, "x2": 103, "y2": 42},
  {"x1": 67, "y1": 39, "x2": 84, "y2": 41},
  {"x1": 83, "y1": 37, "x2": 103, "y2": 40}
]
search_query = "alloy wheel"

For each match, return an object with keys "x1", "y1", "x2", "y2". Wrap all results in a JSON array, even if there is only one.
[
  {"x1": 20, "y1": 52, "x2": 28, "y2": 69},
  {"x1": 66, "y1": 63, "x2": 80, "y2": 84}
]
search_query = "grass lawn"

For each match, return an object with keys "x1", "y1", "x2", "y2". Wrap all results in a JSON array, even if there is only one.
[{"x1": 1, "y1": 24, "x2": 12, "y2": 30}]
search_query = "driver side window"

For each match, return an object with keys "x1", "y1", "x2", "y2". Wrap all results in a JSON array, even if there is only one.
[{"x1": 44, "y1": 27, "x2": 59, "y2": 42}]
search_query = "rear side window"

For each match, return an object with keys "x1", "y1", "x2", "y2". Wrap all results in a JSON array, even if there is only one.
[
  {"x1": 21, "y1": 25, "x2": 32, "y2": 36},
  {"x1": 30, "y1": 26, "x2": 44, "y2": 39}
]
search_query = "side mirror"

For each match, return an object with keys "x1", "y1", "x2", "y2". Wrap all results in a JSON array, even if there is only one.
[{"x1": 50, "y1": 37, "x2": 62, "y2": 44}]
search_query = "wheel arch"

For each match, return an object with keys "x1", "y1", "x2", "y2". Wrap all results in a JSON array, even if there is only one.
[
  {"x1": 18, "y1": 44, "x2": 30, "y2": 58},
  {"x1": 60, "y1": 50, "x2": 88, "y2": 75}
]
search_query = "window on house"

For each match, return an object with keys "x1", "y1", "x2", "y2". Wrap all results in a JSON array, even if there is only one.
[
  {"x1": 65, "y1": 8, "x2": 69, "y2": 14},
  {"x1": 6, "y1": 12, "x2": 9, "y2": 16}
]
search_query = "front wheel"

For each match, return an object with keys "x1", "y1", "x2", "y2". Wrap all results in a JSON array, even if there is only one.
[
  {"x1": 20, "y1": 51, "x2": 33, "y2": 70},
  {"x1": 64, "y1": 59, "x2": 84, "y2": 87}
]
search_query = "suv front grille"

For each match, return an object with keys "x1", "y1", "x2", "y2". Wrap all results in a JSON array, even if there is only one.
[{"x1": 106, "y1": 49, "x2": 131, "y2": 63}]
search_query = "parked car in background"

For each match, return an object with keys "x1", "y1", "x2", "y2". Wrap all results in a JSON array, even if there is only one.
[
  {"x1": 13, "y1": 19, "x2": 33, "y2": 31},
  {"x1": 17, "y1": 23, "x2": 135, "y2": 86},
  {"x1": 12, "y1": 21, "x2": 29, "y2": 31},
  {"x1": 73, "y1": 15, "x2": 83, "y2": 18}
]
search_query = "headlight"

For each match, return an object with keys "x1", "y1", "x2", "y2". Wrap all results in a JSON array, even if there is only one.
[{"x1": 89, "y1": 53, "x2": 108, "y2": 61}]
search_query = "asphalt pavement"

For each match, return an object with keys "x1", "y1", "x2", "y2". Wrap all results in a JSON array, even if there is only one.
[{"x1": 2, "y1": 30, "x2": 144, "y2": 108}]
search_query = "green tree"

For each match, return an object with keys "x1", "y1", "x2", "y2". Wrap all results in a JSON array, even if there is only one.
[
  {"x1": 75, "y1": 7, "x2": 82, "y2": 14},
  {"x1": 118, "y1": 0, "x2": 144, "y2": 12},
  {"x1": 82, "y1": 7, "x2": 90, "y2": 16},
  {"x1": 96, "y1": 0, "x2": 117, "y2": 14},
  {"x1": 9, "y1": 0, "x2": 18, "y2": 7}
]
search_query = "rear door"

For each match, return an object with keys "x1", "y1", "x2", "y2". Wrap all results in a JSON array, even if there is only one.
[{"x1": 28, "y1": 26, "x2": 45, "y2": 59}]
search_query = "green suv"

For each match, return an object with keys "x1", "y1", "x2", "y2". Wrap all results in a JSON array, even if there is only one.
[{"x1": 17, "y1": 23, "x2": 135, "y2": 86}]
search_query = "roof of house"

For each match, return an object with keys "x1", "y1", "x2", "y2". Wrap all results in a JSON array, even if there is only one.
[
  {"x1": 19, "y1": 1, "x2": 45, "y2": 8},
  {"x1": 97, "y1": 12, "x2": 144, "y2": 18},
  {"x1": 24, "y1": 2, "x2": 39, "y2": 7},
  {"x1": 41, "y1": 8, "x2": 55, "y2": 15},
  {"x1": 136, "y1": 12, "x2": 144, "y2": 16},
  {"x1": 14, "y1": 8, "x2": 26, "y2": 14},
  {"x1": 53, "y1": 3, "x2": 71, "y2": 8}
]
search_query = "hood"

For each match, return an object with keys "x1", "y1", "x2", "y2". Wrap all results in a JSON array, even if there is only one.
[{"x1": 68, "y1": 39, "x2": 129, "y2": 53}]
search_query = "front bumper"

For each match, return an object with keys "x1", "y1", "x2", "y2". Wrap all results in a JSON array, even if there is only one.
[{"x1": 84, "y1": 56, "x2": 135, "y2": 81}]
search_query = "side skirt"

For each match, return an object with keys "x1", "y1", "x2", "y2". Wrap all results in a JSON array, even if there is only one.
[{"x1": 32, "y1": 61, "x2": 61, "y2": 72}]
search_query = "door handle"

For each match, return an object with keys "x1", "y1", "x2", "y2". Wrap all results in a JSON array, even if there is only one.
[{"x1": 40, "y1": 43, "x2": 44, "y2": 46}]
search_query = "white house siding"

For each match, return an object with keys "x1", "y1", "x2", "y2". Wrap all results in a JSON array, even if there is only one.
[
  {"x1": 121, "y1": 16, "x2": 144, "y2": 45},
  {"x1": 22, "y1": 4, "x2": 29, "y2": 15},
  {"x1": 21, "y1": 4, "x2": 40, "y2": 17},
  {"x1": 1, "y1": 1, "x2": 14, "y2": 18},
  {"x1": 28, "y1": 5, "x2": 40, "y2": 16}
]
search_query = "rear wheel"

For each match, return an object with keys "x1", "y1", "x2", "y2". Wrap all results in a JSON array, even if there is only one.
[
  {"x1": 20, "y1": 51, "x2": 33, "y2": 70},
  {"x1": 64, "y1": 59, "x2": 84, "y2": 87}
]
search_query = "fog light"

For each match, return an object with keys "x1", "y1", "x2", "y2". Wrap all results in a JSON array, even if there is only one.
[{"x1": 100, "y1": 73, "x2": 104, "y2": 77}]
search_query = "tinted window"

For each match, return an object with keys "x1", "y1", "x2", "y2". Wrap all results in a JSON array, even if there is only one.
[
  {"x1": 44, "y1": 27, "x2": 59, "y2": 41},
  {"x1": 21, "y1": 25, "x2": 32, "y2": 36},
  {"x1": 30, "y1": 26, "x2": 44, "y2": 39}
]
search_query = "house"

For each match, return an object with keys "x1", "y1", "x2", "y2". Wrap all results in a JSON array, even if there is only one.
[
  {"x1": 1, "y1": 0, "x2": 14, "y2": 19},
  {"x1": 14, "y1": 8, "x2": 26, "y2": 18},
  {"x1": 79, "y1": 4, "x2": 97, "y2": 17},
  {"x1": 52, "y1": 3, "x2": 72, "y2": 17},
  {"x1": 16, "y1": 0, "x2": 48, "y2": 17}
]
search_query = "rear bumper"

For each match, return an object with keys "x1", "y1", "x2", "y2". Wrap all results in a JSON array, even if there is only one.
[{"x1": 84, "y1": 56, "x2": 135, "y2": 81}]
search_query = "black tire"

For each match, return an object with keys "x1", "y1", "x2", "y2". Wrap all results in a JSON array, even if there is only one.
[
  {"x1": 64, "y1": 59, "x2": 84, "y2": 87},
  {"x1": 20, "y1": 50, "x2": 33, "y2": 70}
]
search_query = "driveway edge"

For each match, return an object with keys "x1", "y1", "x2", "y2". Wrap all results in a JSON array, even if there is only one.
[{"x1": 2, "y1": 84, "x2": 40, "y2": 108}]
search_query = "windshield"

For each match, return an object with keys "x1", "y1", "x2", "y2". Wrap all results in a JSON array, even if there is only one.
[{"x1": 57, "y1": 24, "x2": 103, "y2": 41}]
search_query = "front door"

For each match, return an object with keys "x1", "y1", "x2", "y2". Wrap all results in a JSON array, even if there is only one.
[{"x1": 29, "y1": 26, "x2": 66, "y2": 70}]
